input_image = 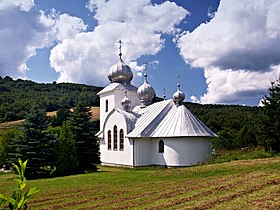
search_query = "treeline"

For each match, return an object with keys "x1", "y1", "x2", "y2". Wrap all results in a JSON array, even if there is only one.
[
  {"x1": 0, "y1": 76, "x2": 102, "y2": 122},
  {"x1": 185, "y1": 102, "x2": 260, "y2": 150}
]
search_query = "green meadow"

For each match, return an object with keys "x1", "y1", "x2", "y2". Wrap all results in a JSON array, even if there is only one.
[{"x1": 1, "y1": 158, "x2": 280, "y2": 209}]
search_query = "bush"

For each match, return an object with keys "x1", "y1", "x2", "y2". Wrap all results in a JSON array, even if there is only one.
[{"x1": 0, "y1": 159, "x2": 39, "y2": 209}]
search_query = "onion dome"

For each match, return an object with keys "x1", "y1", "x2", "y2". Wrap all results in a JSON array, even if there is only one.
[
  {"x1": 137, "y1": 73, "x2": 155, "y2": 108},
  {"x1": 107, "y1": 40, "x2": 133, "y2": 84},
  {"x1": 121, "y1": 90, "x2": 131, "y2": 111},
  {"x1": 173, "y1": 83, "x2": 185, "y2": 106}
]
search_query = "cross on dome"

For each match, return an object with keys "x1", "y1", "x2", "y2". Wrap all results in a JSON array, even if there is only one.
[
  {"x1": 121, "y1": 89, "x2": 131, "y2": 111},
  {"x1": 163, "y1": 88, "x2": 166, "y2": 100},
  {"x1": 118, "y1": 40, "x2": 123, "y2": 58},
  {"x1": 173, "y1": 75, "x2": 185, "y2": 106},
  {"x1": 107, "y1": 40, "x2": 133, "y2": 84},
  {"x1": 137, "y1": 61, "x2": 155, "y2": 108}
]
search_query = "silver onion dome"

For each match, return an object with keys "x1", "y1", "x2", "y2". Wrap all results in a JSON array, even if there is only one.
[
  {"x1": 173, "y1": 83, "x2": 185, "y2": 106},
  {"x1": 121, "y1": 90, "x2": 131, "y2": 111},
  {"x1": 107, "y1": 53, "x2": 133, "y2": 84},
  {"x1": 137, "y1": 73, "x2": 155, "y2": 108}
]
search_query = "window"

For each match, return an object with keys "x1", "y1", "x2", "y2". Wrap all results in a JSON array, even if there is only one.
[
  {"x1": 105, "y1": 100, "x2": 108, "y2": 112},
  {"x1": 108, "y1": 130, "x2": 111, "y2": 150},
  {"x1": 159, "y1": 140, "x2": 164, "y2": 153},
  {"x1": 119, "y1": 129, "x2": 124, "y2": 151},
  {"x1": 113, "y1": 125, "x2": 117, "y2": 150}
]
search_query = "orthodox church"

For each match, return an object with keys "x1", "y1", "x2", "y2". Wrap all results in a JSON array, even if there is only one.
[{"x1": 96, "y1": 42, "x2": 216, "y2": 167}]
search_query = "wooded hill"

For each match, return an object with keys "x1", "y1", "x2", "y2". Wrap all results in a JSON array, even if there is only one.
[
  {"x1": 0, "y1": 75, "x2": 264, "y2": 150},
  {"x1": 0, "y1": 76, "x2": 102, "y2": 122}
]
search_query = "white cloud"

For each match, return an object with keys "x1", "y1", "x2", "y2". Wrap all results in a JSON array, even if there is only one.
[
  {"x1": 0, "y1": 2, "x2": 88, "y2": 79},
  {"x1": 190, "y1": 95, "x2": 200, "y2": 103},
  {"x1": 52, "y1": 13, "x2": 88, "y2": 41},
  {"x1": 200, "y1": 67, "x2": 280, "y2": 104},
  {"x1": 0, "y1": 3, "x2": 53, "y2": 78},
  {"x1": 178, "y1": 0, "x2": 280, "y2": 104},
  {"x1": 0, "y1": 0, "x2": 34, "y2": 11},
  {"x1": 50, "y1": 0, "x2": 188, "y2": 86}
]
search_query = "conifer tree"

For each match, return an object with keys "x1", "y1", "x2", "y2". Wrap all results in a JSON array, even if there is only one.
[
  {"x1": 56, "y1": 122, "x2": 78, "y2": 176},
  {"x1": 69, "y1": 100, "x2": 100, "y2": 172},
  {"x1": 258, "y1": 76, "x2": 280, "y2": 152},
  {"x1": 10, "y1": 106, "x2": 55, "y2": 178},
  {"x1": 0, "y1": 129, "x2": 23, "y2": 165}
]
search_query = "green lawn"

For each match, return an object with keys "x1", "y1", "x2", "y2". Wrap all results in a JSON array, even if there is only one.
[{"x1": 1, "y1": 158, "x2": 280, "y2": 209}]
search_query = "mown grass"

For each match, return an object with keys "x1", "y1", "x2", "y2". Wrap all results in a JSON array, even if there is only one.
[{"x1": 1, "y1": 158, "x2": 280, "y2": 209}]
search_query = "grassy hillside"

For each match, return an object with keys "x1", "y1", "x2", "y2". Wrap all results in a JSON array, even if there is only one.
[{"x1": 1, "y1": 158, "x2": 279, "y2": 209}]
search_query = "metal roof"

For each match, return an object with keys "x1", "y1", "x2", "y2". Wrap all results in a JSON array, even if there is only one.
[
  {"x1": 97, "y1": 82, "x2": 137, "y2": 95},
  {"x1": 127, "y1": 100, "x2": 217, "y2": 138},
  {"x1": 97, "y1": 99, "x2": 216, "y2": 139}
]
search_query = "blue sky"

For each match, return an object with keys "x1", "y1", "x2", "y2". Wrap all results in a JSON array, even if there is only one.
[{"x1": 1, "y1": 0, "x2": 280, "y2": 106}]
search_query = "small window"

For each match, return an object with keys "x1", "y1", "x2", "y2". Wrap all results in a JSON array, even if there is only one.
[
  {"x1": 159, "y1": 140, "x2": 164, "y2": 153},
  {"x1": 105, "y1": 100, "x2": 108, "y2": 112},
  {"x1": 108, "y1": 130, "x2": 111, "y2": 150},
  {"x1": 113, "y1": 125, "x2": 117, "y2": 150},
  {"x1": 119, "y1": 129, "x2": 124, "y2": 151}
]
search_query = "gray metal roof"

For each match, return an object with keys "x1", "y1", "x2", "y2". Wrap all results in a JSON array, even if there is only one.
[
  {"x1": 115, "y1": 108, "x2": 139, "y2": 133},
  {"x1": 127, "y1": 100, "x2": 217, "y2": 138},
  {"x1": 97, "y1": 99, "x2": 216, "y2": 139},
  {"x1": 97, "y1": 82, "x2": 137, "y2": 95}
]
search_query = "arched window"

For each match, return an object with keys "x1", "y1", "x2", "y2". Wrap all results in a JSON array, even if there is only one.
[
  {"x1": 113, "y1": 125, "x2": 117, "y2": 150},
  {"x1": 105, "y1": 99, "x2": 108, "y2": 112},
  {"x1": 159, "y1": 140, "x2": 164, "y2": 153},
  {"x1": 107, "y1": 130, "x2": 111, "y2": 150},
  {"x1": 119, "y1": 129, "x2": 124, "y2": 151}
]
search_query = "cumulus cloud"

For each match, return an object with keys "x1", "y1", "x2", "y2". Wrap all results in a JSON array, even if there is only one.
[
  {"x1": 0, "y1": 0, "x2": 34, "y2": 11},
  {"x1": 0, "y1": 1, "x2": 88, "y2": 79},
  {"x1": 50, "y1": 0, "x2": 188, "y2": 86},
  {"x1": 178, "y1": 0, "x2": 280, "y2": 104},
  {"x1": 0, "y1": 3, "x2": 53, "y2": 78}
]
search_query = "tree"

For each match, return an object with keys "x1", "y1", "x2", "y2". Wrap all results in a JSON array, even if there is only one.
[
  {"x1": 235, "y1": 124, "x2": 257, "y2": 148},
  {"x1": 10, "y1": 106, "x2": 56, "y2": 178},
  {"x1": 56, "y1": 122, "x2": 78, "y2": 176},
  {"x1": 69, "y1": 100, "x2": 100, "y2": 172},
  {"x1": 258, "y1": 76, "x2": 280, "y2": 152},
  {"x1": 50, "y1": 106, "x2": 70, "y2": 127},
  {"x1": 0, "y1": 129, "x2": 23, "y2": 166}
]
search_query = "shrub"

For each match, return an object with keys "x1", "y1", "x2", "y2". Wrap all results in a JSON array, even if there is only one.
[{"x1": 0, "y1": 159, "x2": 39, "y2": 209}]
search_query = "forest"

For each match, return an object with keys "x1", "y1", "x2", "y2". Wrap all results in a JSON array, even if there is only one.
[
  {"x1": 0, "y1": 76, "x2": 102, "y2": 122},
  {"x1": 0, "y1": 75, "x2": 279, "y2": 178}
]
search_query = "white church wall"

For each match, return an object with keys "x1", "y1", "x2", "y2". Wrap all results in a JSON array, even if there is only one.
[
  {"x1": 100, "y1": 111, "x2": 133, "y2": 166},
  {"x1": 99, "y1": 93, "x2": 115, "y2": 130},
  {"x1": 99, "y1": 89, "x2": 140, "y2": 130},
  {"x1": 134, "y1": 138, "x2": 152, "y2": 166},
  {"x1": 151, "y1": 138, "x2": 212, "y2": 166}
]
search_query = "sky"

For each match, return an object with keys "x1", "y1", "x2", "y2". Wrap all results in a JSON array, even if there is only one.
[{"x1": 1, "y1": 0, "x2": 280, "y2": 106}]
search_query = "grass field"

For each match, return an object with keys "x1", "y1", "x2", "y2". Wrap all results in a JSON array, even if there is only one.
[
  {"x1": 1, "y1": 158, "x2": 280, "y2": 209},
  {"x1": 0, "y1": 120, "x2": 23, "y2": 136}
]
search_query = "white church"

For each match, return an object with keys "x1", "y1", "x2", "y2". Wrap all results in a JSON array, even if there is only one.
[{"x1": 96, "y1": 42, "x2": 216, "y2": 167}]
